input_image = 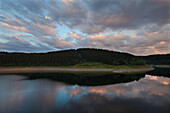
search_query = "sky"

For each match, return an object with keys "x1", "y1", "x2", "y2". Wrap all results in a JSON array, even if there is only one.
[{"x1": 0, "y1": 0, "x2": 169, "y2": 55}]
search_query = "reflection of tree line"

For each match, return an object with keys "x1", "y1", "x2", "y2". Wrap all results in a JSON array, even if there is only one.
[
  {"x1": 17, "y1": 68, "x2": 169, "y2": 86},
  {"x1": 147, "y1": 68, "x2": 170, "y2": 78},
  {"x1": 20, "y1": 72, "x2": 146, "y2": 86}
]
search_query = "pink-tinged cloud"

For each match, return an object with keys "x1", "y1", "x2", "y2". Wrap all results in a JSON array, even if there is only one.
[
  {"x1": 32, "y1": 23, "x2": 56, "y2": 36},
  {"x1": 45, "y1": 16, "x2": 52, "y2": 20},
  {"x1": 0, "y1": 0, "x2": 169, "y2": 54},
  {"x1": 87, "y1": 34, "x2": 106, "y2": 40},
  {"x1": 60, "y1": 0, "x2": 74, "y2": 4},
  {"x1": 38, "y1": 36, "x2": 76, "y2": 49},
  {"x1": 1, "y1": 23, "x2": 28, "y2": 32},
  {"x1": 159, "y1": 41, "x2": 165, "y2": 44},
  {"x1": 87, "y1": 33, "x2": 124, "y2": 40},
  {"x1": 53, "y1": 37, "x2": 76, "y2": 49},
  {"x1": 9, "y1": 34, "x2": 29, "y2": 37},
  {"x1": 70, "y1": 32, "x2": 82, "y2": 39},
  {"x1": 8, "y1": 35, "x2": 30, "y2": 45}
]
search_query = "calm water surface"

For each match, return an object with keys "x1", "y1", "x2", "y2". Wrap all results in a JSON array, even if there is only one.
[{"x1": 0, "y1": 71, "x2": 170, "y2": 113}]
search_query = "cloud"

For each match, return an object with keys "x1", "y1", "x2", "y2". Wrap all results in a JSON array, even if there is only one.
[
  {"x1": 60, "y1": 74, "x2": 170, "y2": 113},
  {"x1": 0, "y1": 0, "x2": 169, "y2": 54},
  {"x1": 0, "y1": 35, "x2": 53, "y2": 52},
  {"x1": 81, "y1": 0, "x2": 170, "y2": 33},
  {"x1": 45, "y1": 16, "x2": 52, "y2": 20},
  {"x1": 9, "y1": 34, "x2": 29, "y2": 37},
  {"x1": 49, "y1": 0, "x2": 169, "y2": 34},
  {"x1": 60, "y1": 0, "x2": 74, "y2": 4},
  {"x1": 53, "y1": 37, "x2": 76, "y2": 49},
  {"x1": 32, "y1": 23, "x2": 56, "y2": 36},
  {"x1": 70, "y1": 32, "x2": 82, "y2": 39},
  {"x1": 76, "y1": 27, "x2": 170, "y2": 55},
  {"x1": 1, "y1": 0, "x2": 169, "y2": 34},
  {"x1": 1, "y1": 23, "x2": 28, "y2": 32},
  {"x1": 40, "y1": 36, "x2": 76, "y2": 49},
  {"x1": 159, "y1": 42, "x2": 165, "y2": 45}
]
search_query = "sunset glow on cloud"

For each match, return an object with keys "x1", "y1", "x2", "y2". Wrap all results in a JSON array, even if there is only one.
[{"x1": 0, "y1": 0, "x2": 169, "y2": 55}]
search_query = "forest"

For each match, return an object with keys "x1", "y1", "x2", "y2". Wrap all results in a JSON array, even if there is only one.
[
  {"x1": 141, "y1": 54, "x2": 170, "y2": 65},
  {"x1": 0, "y1": 48, "x2": 146, "y2": 66}
]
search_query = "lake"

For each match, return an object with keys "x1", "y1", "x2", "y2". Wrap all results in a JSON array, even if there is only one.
[{"x1": 0, "y1": 68, "x2": 170, "y2": 113}]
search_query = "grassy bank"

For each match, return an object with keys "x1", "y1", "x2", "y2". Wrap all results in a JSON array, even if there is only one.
[
  {"x1": 0, "y1": 64, "x2": 150, "y2": 69},
  {"x1": 0, "y1": 62, "x2": 150, "y2": 69},
  {"x1": 0, "y1": 63, "x2": 153, "y2": 74}
]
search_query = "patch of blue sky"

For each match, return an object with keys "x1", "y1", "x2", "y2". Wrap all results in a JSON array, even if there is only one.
[
  {"x1": 25, "y1": 35, "x2": 51, "y2": 48},
  {"x1": 55, "y1": 0, "x2": 67, "y2": 6},
  {"x1": 73, "y1": 28, "x2": 87, "y2": 37},
  {"x1": 102, "y1": 29, "x2": 137, "y2": 37},
  {"x1": 94, "y1": 30, "x2": 121, "y2": 36},
  {"x1": 106, "y1": 29, "x2": 122, "y2": 35},
  {"x1": 123, "y1": 30, "x2": 137, "y2": 36},
  {"x1": 22, "y1": 34, "x2": 38, "y2": 43},
  {"x1": 56, "y1": 24, "x2": 71, "y2": 38}
]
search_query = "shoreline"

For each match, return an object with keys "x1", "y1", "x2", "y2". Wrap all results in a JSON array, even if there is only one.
[
  {"x1": 0, "y1": 67, "x2": 154, "y2": 74},
  {"x1": 150, "y1": 65, "x2": 170, "y2": 68}
]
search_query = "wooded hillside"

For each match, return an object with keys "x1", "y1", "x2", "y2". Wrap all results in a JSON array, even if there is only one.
[
  {"x1": 0, "y1": 48, "x2": 145, "y2": 66},
  {"x1": 141, "y1": 54, "x2": 170, "y2": 65}
]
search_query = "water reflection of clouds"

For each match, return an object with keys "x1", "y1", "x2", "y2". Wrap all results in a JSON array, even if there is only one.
[
  {"x1": 0, "y1": 74, "x2": 170, "y2": 113},
  {"x1": 48, "y1": 74, "x2": 170, "y2": 106},
  {"x1": 146, "y1": 75, "x2": 170, "y2": 85},
  {"x1": 70, "y1": 87, "x2": 82, "y2": 97},
  {"x1": 52, "y1": 74, "x2": 170, "y2": 113},
  {"x1": 63, "y1": 74, "x2": 170, "y2": 113},
  {"x1": 68, "y1": 75, "x2": 170, "y2": 101}
]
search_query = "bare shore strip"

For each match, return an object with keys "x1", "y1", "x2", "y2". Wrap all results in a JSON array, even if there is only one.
[
  {"x1": 150, "y1": 65, "x2": 170, "y2": 68},
  {"x1": 0, "y1": 67, "x2": 154, "y2": 74}
]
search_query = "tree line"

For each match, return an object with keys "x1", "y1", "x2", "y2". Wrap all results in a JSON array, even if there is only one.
[
  {"x1": 141, "y1": 54, "x2": 170, "y2": 65},
  {"x1": 0, "y1": 48, "x2": 155, "y2": 66}
]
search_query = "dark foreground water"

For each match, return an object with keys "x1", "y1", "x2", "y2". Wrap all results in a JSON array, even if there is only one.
[{"x1": 0, "y1": 69, "x2": 170, "y2": 113}]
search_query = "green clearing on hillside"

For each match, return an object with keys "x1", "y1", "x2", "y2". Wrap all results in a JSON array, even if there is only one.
[{"x1": 29, "y1": 63, "x2": 149, "y2": 69}]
